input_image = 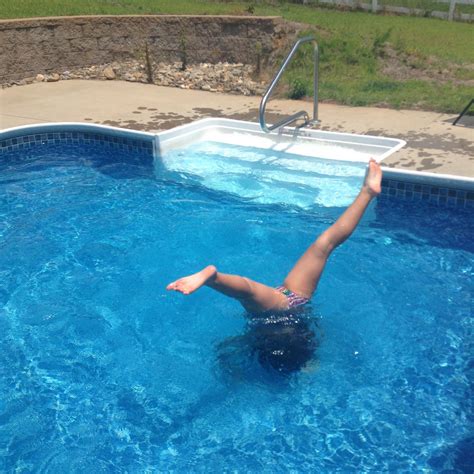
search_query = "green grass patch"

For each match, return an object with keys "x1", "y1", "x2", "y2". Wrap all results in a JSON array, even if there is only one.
[
  {"x1": 278, "y1": 0, "x2": 474, "y2": 15},
  {"x1": 1, "y1": 0, "x2": 473, "y2": 113},
  {"x1": 321, "y1": 78, "x2": 472, "y2": 111},
  {"x1": 454, "y1": 68, "x2": 474, "y2": 81},
  {"x1": 377, "y1": 0, "x2": 474, "y2": 14},
  {"x1": 0, "y1": 0, "x2": 244, "y2": 18}
]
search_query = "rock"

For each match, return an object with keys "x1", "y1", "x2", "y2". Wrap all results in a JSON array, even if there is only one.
[
  {"x1": 46, "y1": 73, "x2": 60, "y2": 82},
  {"x1": 103, "y1": 66, "x2": 116, "y2": 80},
  {"x1": 4, "y1": 59, "x2": 264, "y2": 96}
]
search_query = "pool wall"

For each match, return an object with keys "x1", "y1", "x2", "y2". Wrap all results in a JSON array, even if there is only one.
[
  {"x1": 1, "y1": 120, "x2": 473, "y2": 208},
  {"x1": 0, "y1": 122, "x2": 155, "y2": 156}
]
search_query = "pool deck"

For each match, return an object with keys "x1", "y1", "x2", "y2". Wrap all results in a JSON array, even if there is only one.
[{"x1": 1, "y1": 80, "x2": 473, "y2": 177}]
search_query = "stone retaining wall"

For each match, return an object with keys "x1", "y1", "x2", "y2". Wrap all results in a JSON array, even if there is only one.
[{"x1": 0, "y1": 15, "x2": 300, "y2": 83}]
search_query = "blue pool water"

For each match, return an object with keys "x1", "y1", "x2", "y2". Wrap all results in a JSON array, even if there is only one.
[{"x1": 0, "y1": 140, "x2": 472, "y2": 472}]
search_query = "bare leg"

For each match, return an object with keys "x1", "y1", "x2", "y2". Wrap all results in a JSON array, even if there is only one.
[
  {"x1": 167, "y1": 265, "x2": 287, "y2": 313},
  {"x1": 283, "y1": 159, "x2": 382, "y2": 299}
]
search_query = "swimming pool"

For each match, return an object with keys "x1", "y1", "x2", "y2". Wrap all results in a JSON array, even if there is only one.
[{"x1": 0, "y1": 123, "x2": 472, "y2": 472}]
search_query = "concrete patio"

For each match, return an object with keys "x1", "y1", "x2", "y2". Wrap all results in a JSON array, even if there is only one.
[{"x1": 1, "y1": 80, "x2": 473, "y2": 177}]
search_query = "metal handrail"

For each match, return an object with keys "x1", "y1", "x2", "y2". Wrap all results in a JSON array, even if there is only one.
[{"x1": 259, "y1": 36, "x2": 319, "y2": 133}]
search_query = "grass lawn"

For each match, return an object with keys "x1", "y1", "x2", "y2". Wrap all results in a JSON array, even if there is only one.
[
  {"x1": 1, "y1": 0, "x2": 473, "y2": 113},
  {"x1": 377, "y1": 0, "x2": 474, "y2": 15},
  {"x1": 306, "y1": 0, "x2": 474, "y2": 15}
]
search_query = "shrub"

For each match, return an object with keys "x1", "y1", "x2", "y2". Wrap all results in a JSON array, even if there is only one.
[{"x1": 288, "y1": 78, "x2": 308, "y2": 99}]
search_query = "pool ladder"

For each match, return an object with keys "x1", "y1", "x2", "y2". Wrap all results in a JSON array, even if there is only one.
[{"x1": 259, "y1": 36, "x2": 319, "y2": 133}]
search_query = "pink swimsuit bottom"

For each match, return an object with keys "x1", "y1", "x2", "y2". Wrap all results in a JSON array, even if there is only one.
[{"x1": 275, "y1": 286, "x2": 309, "y2": 309}]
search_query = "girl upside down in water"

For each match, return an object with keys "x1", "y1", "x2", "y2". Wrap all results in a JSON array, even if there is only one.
[{"x1": 167, "y1": 159, "x2": 382, "y2": 317}]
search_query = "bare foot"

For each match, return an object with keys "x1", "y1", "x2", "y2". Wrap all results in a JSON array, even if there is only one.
[
  {"x1": 166, "y1": 265, "x2": 217, "y2": 295},
  {"x1": 363, "y1": 159, "x2": 382, "y2": 196}
]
